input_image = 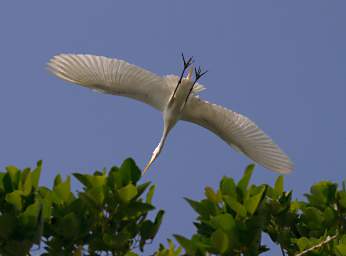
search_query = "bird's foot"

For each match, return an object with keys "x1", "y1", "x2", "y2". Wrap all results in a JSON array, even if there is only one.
[
  {"x1": 172, "y1": 53, "x2": 195, "y2": 99},
  {"x1": 182, "y1": 53, "x2": 194, "y2": 70},
  {"x1": 179, "y1": 53, "x2": 194, "y2": 82},
  {"x1": 194, "y1": 66, "x2": 208, "y2": 82}
]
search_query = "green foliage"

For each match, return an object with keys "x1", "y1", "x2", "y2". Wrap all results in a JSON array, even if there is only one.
[
  {"x1": 174, "y1": 165, "x2": 269, "y2": 255},
  {"x1": 173, "y1": 165, "x2": 346, "y2": 256},
  {"x1": 0, "y1": 160, "x2": 345, "y2": 256},
  {"x1": 0, "y1": 158, "x2": 163, "y2": 256},
  {"x1": 0, "y1": 161, "x2": 45, "y2": 256},
  {"x1": 155, "y1": 239, "x2": 182, "y2": 256}
]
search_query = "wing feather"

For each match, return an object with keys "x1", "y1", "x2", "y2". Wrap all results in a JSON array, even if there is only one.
[
  {"x1": 48, "y1": 54, "x2": 171, "y2": 111},
  {"x1": 182, "y1": 96, "x2": 293, "y2": 173}
]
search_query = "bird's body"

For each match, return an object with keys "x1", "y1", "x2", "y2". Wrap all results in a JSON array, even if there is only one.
[
  {"x1": 143, "y1": 67, "x2": 197, "y2": 174},
  {"x1": 48, "y1": 54, "x2": 293, "y2": 174}
]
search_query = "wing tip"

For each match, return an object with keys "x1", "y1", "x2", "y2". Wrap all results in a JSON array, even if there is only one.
[
  {"x1": 46, "y1": 53, "x2": 84, "y2": 85},
  {"x1": 46, "y1": 54, "x2": 68, "y2": 73},
  {"x1": 271, "y1": 160, "x2": 294, "y2": 174}
]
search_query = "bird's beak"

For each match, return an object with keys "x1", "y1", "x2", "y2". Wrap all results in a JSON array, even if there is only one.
[
  {"x1": 186, "y1": 66, "x2": 194, "y2": 81},
  {"x1": 142, "y1": 159, "x2": 153, "y2": 175},
  {"x1": 142, "y1": 122, "x2": 168, "y2": 175},
  {"x1": 142, "y1": 150, "x2": 159, "y2": 175}
]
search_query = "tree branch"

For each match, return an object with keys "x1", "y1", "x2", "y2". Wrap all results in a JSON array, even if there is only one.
[{"x1": 295, "y1": 234, "x2": 337, "y2": 256}]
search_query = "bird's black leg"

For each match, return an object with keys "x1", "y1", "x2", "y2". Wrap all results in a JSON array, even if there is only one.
[
  {"x1": 184, "y1": 66, "x2": 208, "y2": 104},
  {"x1": 182, "y1": 53, "x2": 194, "y2": 70},
  {"x1": 172, "y1": 53, "x2": 194, "y2": 98},
  {"x1": 194, "y1": 66, "x2": 208, "y2": 81}
]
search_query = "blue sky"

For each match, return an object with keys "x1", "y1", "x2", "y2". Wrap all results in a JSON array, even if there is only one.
[{"x1": 0, "y1": 1, "x2": 345, "y2": 254}]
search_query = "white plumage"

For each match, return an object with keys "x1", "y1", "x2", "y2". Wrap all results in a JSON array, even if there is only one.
[{"x1": 48, "y1": 54, "x2": 293, "y2": 174}]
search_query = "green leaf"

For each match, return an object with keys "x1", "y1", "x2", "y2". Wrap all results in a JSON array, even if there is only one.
[
  {"x1": 60, "y1": 212, "x2": 80, "y2": 239},
  {"x1": 205, "y1": 187, "x2": 222, "y2": 203},
  {"x1": 53, "y1": 176, "x2": 72, "y2": 203},
  {"x1": 119, "y1": 202, "x2": 155, "y2": 217},
  {"x1": 245, "y1": 186, "x2": 265, "y2": 215},
  {"x1": 85, "y1": 186, "x2": 105, "y2": 206},
  {"x1": 274, "y1": 176, "x2": 284, "y2": 195},
  {"x1": 185, "y1": 198, "x2": 203, "y2": 214},
  {"x1": 73, "y1": 173, "x2": 106, "y2": 189},
  {"x1": 338, "y1": 191, "x2": 346, "y2": 209},
  {"x1": 136, "y1": 181, "x2": 151, "y2": 198},
  {"x1": 5, "y1": 165, "x2": 20, "y2": 189},
  {"x1": 237, "y1": 164, "x2": 254, "y2": 200},
  {"x1": 3, "y1": 173, "x2": 13, "y2": 192},
  {"x1": 290, "y1": 199, "x2": 301, "y2": 212},
  {"x1": 140, "y1": 220, "x2": 155, "y2": 240},
  {"x1": 294, "y1": 237, "x2": 310, "y2": 251},
  {"x1": 211, "y1": 213, "x2": 235, "y2": 232},
  {"x1": 41, "y1": 193, "x2": 52, "y2": 220},
  {"x1": 224, "y1": 196, "x2": 247, "y2": 218},
  {"x1": 174, "y1": 235, "x2": 196, "y2": 254},
  {"x1": 140, "y1": 210, "x2": 164, "y2": 243},
  {"x1": 153, "y1": 210, "x2": 164, "y2": 233},
  {"x1": 0, "y1": 173, "x2": 5, "y2": 191},
  {"x1": 306, "y1": 181, "x2": 337, "y2": 208},
  {"x1": 31, "y1": 161, "x2": 42, "y2": 189},
  {"x1": 22, "y1": 172, "x2": 32, "y2": 196},
  {"x1": 220, "y1": 176, "x2": 236, "y2": 196},
  {"x1": 118, "y1": 183, "x2": 138, "y2": 203},
  {"x1": 20, "y1": 200, "x2": 41, "y2": 226},
  {"x1": 302, "y1": 207, "x2": 324, "y2": 230},
  {"x1": 340, "y1": 235, "x2": 346, "y2": 244},
  {"x1": 20, "y1": 168, "x2": 30, "y2": 191},
  {"x1": 73, "y1": 173, "x2": 92, "y2": 188},
  {"x1": 185, "y1": 198, "x2": 217, "y2": 218},
  {"x1": 5, "y1": 191, "x2": 23, "y2": 210},
  {"x1": 54, "y1": 174, "x2": 62, "y2": 187},
  {"x1": 324, "y1": 206, "x2": 336, "y2": 225},
  {"x1": 167, "y1": 239, "x2": 181, "y2": 254},
  {"x1": 119, "y1": 158, "x2": 141, "y2": 185},
  {"x1": 335, "y1": 244, "x2": 346, "y2": 256},
  {"x1": 211, "y1": 229, "x2": 229, "y2": 253},
  {"x1": 156, "y1": 239, "x2": 183, "y2": 256},
  {"x1": 146, "y1": 184, "x2": 156, "y2": 204}
]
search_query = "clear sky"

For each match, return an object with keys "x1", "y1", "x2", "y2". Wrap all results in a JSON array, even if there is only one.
[{"x1": 0, "y1": 1, "x2": 345, "y2": 254}]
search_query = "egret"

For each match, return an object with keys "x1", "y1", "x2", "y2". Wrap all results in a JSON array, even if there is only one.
[{"x1": 48, "y1": 54, "x2": 293, "y2": 174}]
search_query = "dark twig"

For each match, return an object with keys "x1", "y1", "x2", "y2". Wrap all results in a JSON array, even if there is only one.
[{"x1": 280, "y1": 245, "x2": 286, "y2": 256}]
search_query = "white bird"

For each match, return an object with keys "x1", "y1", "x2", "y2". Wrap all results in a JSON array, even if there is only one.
[{"x1": 47, "y1": 53, "x2": 293, "y2": 174}]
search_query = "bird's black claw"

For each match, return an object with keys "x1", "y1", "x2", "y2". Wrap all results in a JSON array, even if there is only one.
[
  {"x1": 194, "y1": 66, "x2": 208, "y2": 81},
  {"x1": 182, "y1": 53, "x2": 193, "y2": 70}
]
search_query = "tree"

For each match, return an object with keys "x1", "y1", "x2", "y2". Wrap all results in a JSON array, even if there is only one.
[
  {"x1": 0, "y1": 159, "x2": 345, "y2": 255},
  {"x1": 0, "y1": 159, "x2": 163, "y2": 256}
]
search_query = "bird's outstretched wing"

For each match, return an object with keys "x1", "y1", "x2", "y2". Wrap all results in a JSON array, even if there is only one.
[
  {"x1": 182, "y1": 96, "x2": 293, "y2": 174},
  {"x1": 48, "y1": 54, "x2": 172, "y2": 111}
]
